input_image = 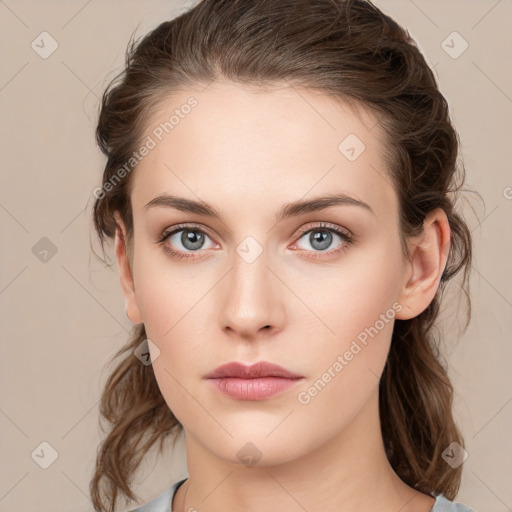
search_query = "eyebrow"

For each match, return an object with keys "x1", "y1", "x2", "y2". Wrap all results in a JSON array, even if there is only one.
[{"x1": 144, "y1": 192, "x2": 375, "y2": 223}]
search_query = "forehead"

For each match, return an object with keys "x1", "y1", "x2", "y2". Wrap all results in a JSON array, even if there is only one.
[{"x1": 130, "y1": 80, "x2": 396, "y2": 220}]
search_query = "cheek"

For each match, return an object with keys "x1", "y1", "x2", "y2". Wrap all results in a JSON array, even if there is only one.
[
  {"x1": 131, "y1": 245, "x2": 221, "y2": 375},
  {"x1": 290, "y1": 262, "x2": 400, "y2": 435},
  {"x1": 292, "y1": 236, "x2": 402, "y2": 343},
  {"x1": 132, "y1": 242, "x2": 213, "y2": 339},
  {"x1": 141, "y1": 299, "x2": 212, "y2": 426},
  {"x1": 290, "y1": 239, "x2": 402, "y2": 389}
]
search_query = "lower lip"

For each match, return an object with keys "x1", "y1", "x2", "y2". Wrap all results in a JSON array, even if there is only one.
[{"x1": 208, "y1": 377, "x2": 303, "y2": 400}]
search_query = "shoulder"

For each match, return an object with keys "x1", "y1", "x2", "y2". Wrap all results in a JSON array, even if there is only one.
[
  {"x1": 431, "y1": 494, "x2": 478, "y2": 512},
  {"x1": 127, "y1": 478, "x2": 188, "y2": 512},
  {"x1": 127, "y1": 484, "x2": 478, "y2": 512}
]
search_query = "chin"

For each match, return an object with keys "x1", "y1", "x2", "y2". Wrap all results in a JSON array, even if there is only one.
[{"x1": 202, "y1": 430, "x2": 308, "y2": 468}]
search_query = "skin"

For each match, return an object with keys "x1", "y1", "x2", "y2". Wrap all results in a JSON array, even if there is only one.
[{"x1": 114, "y1": 80, "x2": 451, "y2": 512}]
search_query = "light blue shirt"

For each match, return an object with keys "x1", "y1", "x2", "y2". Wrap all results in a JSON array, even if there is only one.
[{"x1": 128, "y1": 478, "x2": 478, "y2": 512}]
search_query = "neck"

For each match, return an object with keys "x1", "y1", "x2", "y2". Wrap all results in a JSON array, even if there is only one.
[{"x1": 172, "y1": 390, "x2": 435, "y2": 512}]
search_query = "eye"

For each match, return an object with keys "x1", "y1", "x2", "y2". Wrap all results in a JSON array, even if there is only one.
[
  {"x1": 157, "y1": 224, "x2": 217, "y2": 260},
  {"x1": 290, "y1": 222, "x2": 354, "y2": 258},
  {"x1": 157, "y1": 221, "x2": 354, "y2": 261}
]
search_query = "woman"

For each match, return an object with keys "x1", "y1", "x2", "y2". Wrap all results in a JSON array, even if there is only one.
[{"x1": 89, "y1": 0, "x2": 477, "y2": 511}]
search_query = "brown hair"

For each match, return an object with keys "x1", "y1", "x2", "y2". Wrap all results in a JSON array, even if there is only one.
[{"x1": 89, "y1": 0, "x2": 476, "y2": 510}]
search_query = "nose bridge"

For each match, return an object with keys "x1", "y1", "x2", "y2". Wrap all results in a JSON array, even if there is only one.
[{"x1": 219, "y1": 239, "x2": 282, "y2": 336}]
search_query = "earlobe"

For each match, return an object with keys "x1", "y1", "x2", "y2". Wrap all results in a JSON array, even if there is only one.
[
  {"x1": 113, "y1": 212, "x2": 143, "y2": 325},
  {"x1": 395, "y1": 208, "x2": 451, "y2": 320}
]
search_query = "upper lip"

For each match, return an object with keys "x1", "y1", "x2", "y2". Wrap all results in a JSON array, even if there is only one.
[{"x1": 205, "y1": 361, "x2": 303, "y2": 379}]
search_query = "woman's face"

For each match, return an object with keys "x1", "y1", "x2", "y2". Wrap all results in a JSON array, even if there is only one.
[{"x1": 118, "y1": 80, "x2": 414, "y2": 466}]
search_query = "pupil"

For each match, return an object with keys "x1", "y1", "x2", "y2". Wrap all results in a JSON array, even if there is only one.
[
  {"x1": 182, "y1": 230, "x2": 204, "y2": 250},
  {"x1": 311, "y1": 230, "x2": 331, "y2": 250}
]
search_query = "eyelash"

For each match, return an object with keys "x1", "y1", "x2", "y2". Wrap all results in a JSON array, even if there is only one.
[{"x1": 156, "y1": 222, "x2": 355, "y2": 261}]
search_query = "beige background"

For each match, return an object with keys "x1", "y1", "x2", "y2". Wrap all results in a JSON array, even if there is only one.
[{"x1": 0, "y1": 1, "x2": 510, "y2": 511}]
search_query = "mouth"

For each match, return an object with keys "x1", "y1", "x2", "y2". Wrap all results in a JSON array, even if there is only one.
[{"x1": 204, "y1": 361, "x2": 304, "y2": 401}]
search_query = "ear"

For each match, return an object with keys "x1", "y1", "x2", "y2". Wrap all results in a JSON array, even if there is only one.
[
  {"x1": 113, "y1": 211, "x2": 143, "y2": 325},
  {"x1": 395, "y1": 208, "x2": 451, "y2": 320}
]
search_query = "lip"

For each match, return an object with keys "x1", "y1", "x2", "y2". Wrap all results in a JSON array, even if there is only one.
[
  {"x1": 204, "y1": 361, "x2": 303, "y2": 379},
  {"x1": 205, "y1": 361, "x2": 304, "y2": 401}
]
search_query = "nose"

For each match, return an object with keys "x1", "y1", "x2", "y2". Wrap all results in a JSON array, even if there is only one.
[{"x1": 218, "y1": 248, "x2": 285, "y2": 340}]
